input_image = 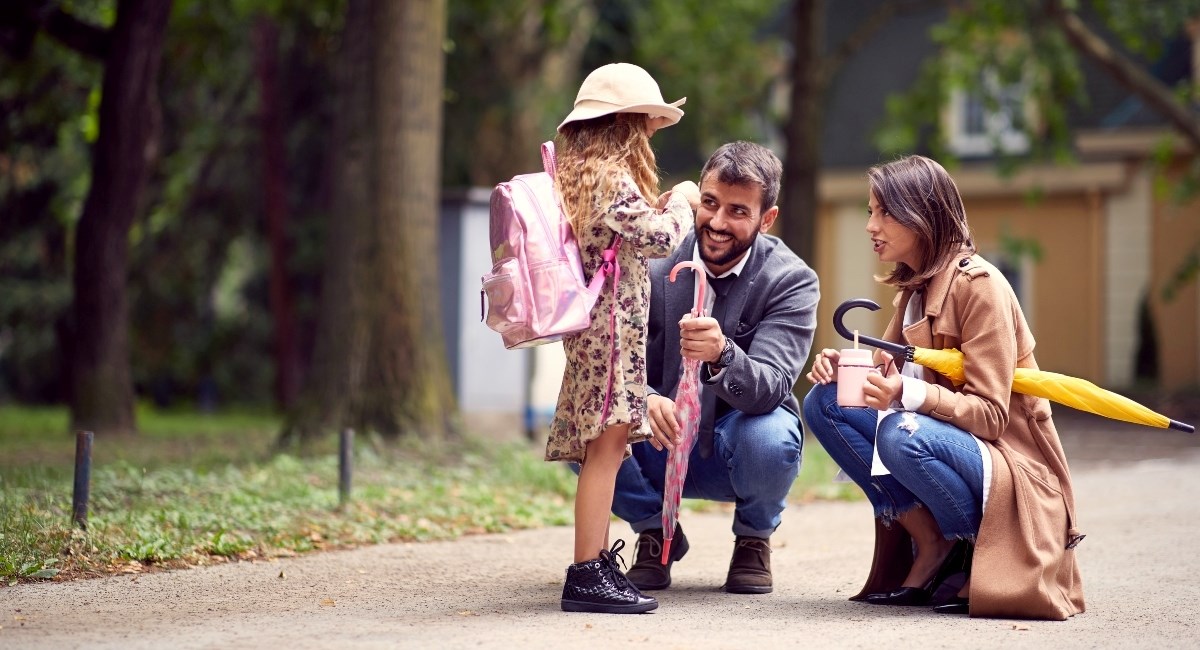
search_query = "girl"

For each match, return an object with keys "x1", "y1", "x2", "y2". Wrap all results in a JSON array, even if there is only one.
[
  {"x1": 803, "y1": 155, "x2": 1084, "y2": 619},
  {"x1": 548, "y1": 63, "x2": 697, "y2": 614}
]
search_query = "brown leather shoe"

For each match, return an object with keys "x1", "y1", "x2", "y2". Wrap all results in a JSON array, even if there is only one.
[
  {"x1": 624, "y1": 524, "x2": 688, "y2": 590},
  {"x1": 724, "y1": 535, "x2": 772, "y2": 594}
]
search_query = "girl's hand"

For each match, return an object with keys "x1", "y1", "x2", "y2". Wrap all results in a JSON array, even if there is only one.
[
  {"x1": 805, "y1": 348, "x2": 841, "y2": 385},
  {"x1": 655, "y1": 190, "x2": 676, "y2": 210},
  {"x1": 671, "y1": 180, "x2": 701, "y2": 211},
  {"x1": 646, "y1": 394, "x2": 679, "y2": 452}
]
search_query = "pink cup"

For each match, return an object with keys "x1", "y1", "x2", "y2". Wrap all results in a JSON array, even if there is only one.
[{"x1": 836, "y1": 348, "x2": 875, "y2": 408}]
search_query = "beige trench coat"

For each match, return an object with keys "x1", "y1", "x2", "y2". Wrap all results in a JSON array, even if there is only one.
[{"x1": 856, "y1": 253, "x2": 1085, "y2": 620}]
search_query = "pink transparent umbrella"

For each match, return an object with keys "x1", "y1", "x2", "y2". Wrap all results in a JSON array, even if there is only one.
[{"x1": 661, "y1": 261, "x2": 709, "y2": 564}]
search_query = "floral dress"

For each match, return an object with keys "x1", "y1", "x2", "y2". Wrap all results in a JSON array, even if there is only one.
[{"x1": 545, "y1": 171, "x2": 692, "y2": 463}]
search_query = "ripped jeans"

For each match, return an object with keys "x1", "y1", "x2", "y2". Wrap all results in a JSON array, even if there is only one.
[{"x1": 802, "y1": 382, "x2": 984, "y2": 540}]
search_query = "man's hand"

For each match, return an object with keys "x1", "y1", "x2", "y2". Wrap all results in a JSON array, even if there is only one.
[
  {"x1": 646, "y1": 394, "x2": 680, "y2": 451},
  {"x1": 679, "y1": 315, "x2": 724, "y2": 364}
]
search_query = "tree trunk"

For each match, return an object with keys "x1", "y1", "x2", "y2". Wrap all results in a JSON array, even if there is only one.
[
  {"x1": 254, "y1": 16, "x2": 301, "y2": 408},
  {"x1": 281, "y1": 0, "x2": 457, "y2": 446},
  {"x1": 280, "y1": 0, "x2": 374, "y2": 444},
  {"x1": 365, "y1": 0, "x2": 456, "y2": 439},
  {"x1": 69, "y1": 0, "x2": 172, "y2": 436},
  {"x1": 781, "y1": 0, "x2": 824, "y2": 268}
]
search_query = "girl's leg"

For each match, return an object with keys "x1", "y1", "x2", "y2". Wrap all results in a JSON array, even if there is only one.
[{"x1": 575, "y1": 423, "x2": 631, "y2": 562}]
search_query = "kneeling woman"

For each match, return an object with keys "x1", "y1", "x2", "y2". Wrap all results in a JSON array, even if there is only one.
[{"x1": 803, "y1": 155, "x2": 1084, "y2": 620}]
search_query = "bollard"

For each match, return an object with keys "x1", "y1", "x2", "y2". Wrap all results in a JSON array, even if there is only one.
[
  {"x1": 72, "y1": 430, "x2": 94, "y2": 530},
  {"x1": 338, "y1": 428, "x2": 353, "y2": 508}
]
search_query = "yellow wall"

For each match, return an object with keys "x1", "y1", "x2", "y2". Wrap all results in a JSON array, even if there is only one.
[
  {"x1": 813, "y1": 191, "x2": 1104, "y2": 381},
  {"x1": 1151, "y1": 164, "x2": 1200, "y2": 389},
  {"x1": 965, "y1": 194, "x2": 1103, "y2": 380},
  {"x1": 813, "y1": 157, "x2": 1197, "y2": 389}
]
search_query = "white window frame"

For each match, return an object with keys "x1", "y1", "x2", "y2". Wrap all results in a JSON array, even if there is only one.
[{"x1": 944, "y1": 70, "x2": 1031, "y2": 157}]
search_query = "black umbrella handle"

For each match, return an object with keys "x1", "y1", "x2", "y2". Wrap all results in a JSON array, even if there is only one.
[{"x1": 832, "y1": 298, "x2": 913, "y2": 361}]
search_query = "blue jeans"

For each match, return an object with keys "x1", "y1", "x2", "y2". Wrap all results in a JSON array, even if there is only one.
[
  {"x1": 801, "y1": 382, "x2": 983, "y2": 540},
  {"x1": 608, "y1": 406, "x2": 802, "y2": 539}
]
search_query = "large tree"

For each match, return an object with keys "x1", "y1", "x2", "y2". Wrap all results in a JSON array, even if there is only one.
[
  {"x1": 281, "y1": 0, "x2": 457, "y2": 446},
  {"x1": 0, "y1": 0, "x2": 173, "y2": 435}
]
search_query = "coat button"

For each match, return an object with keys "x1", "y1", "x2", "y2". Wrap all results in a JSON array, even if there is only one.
[{"x1": 958, "y1": 258, "x2": 969, "y2": 267}]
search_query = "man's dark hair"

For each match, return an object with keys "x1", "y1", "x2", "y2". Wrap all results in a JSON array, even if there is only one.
[{"x1": 699, "y1": 141, "x2": 783, "y2": 213}]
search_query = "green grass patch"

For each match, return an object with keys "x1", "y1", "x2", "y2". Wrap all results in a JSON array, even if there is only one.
[{"x1": 0, "y1": 405, "x2": 856, "y2": 585}]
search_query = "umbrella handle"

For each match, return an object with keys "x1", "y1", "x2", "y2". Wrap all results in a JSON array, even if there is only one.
[
  {"x1": 832, "y1": 298, "x2": 913, "y2": 360},
  {"x1": 670, "y1": 261, "x2": 709, "y2": 316}
]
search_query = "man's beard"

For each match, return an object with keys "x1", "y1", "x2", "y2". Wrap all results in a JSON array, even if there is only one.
[{"x1": 697, "y1": 224, "x2": 757, "y2": 268}]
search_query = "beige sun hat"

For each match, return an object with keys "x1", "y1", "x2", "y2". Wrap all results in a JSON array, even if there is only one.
[{"x1": 557, "y1": 62, "x2": 686, "y2": 132}]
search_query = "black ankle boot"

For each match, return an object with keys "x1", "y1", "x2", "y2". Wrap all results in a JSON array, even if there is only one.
[
  {"x1": 626, "y1": 524, "x2": 688, "y2": 590},
  {"x1": 561, "y1": 540, "x2": 658, "y2": 614}
]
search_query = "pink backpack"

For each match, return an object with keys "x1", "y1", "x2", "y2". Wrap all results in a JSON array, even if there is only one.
[{"x1": 481, "y1": 141, "x2": 621, "y2": 350}]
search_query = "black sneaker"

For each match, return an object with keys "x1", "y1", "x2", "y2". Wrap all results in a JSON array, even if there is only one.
[
  {"x1": 561, "y1": 540, "x2": 658, "y2": 614},
  {"x1": 625, "y1": 524, "x2": 688, "y2": 590}
]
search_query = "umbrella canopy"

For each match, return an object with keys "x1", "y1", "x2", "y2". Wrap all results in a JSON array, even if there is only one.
[
  {"x1": 833, "y1": 298, "x2": 1195, "y2": 433},
  {"x1": 661, "y1": 261, "x2": 708, "y2": 563}
]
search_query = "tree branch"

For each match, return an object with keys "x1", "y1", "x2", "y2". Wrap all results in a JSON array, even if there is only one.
[
  {"x1": 1044, "y1": 0, "x2": 1200, "y2": 150},
  {"x1": 41, "y1": 4, "x2": 111, "y2": 59}
]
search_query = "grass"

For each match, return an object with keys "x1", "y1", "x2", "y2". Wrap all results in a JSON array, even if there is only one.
[{"x1": 0, "y1": 404, "x2": 856, "y2": 586}]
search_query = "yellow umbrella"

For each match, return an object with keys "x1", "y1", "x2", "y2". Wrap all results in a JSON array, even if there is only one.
[{"x1": 834, "y1": 299, "x2": 1195, "y2": 433}]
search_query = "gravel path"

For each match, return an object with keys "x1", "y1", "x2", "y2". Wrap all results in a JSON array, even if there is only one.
[{"x1": 3, "y1": 411, "x2": 1198, "y2": 649}]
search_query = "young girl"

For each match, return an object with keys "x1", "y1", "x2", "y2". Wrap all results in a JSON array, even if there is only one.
[
  {"x1": 548, "y1": 63, "x2": 698, "y2": 614},
  {"x1": 803, "y1": 155, "x2": 1084, "y2": 619}
]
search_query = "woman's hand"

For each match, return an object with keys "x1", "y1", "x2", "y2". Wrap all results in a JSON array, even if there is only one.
[
  {"x1": 805, "y1": 348, "x2": 841, "y2": 385},
  {"x1": 863, "y1": 351, "x2": 903, "y2": 410},
  {"x1": 646, "y1": 394, "x2": 679, "y2": 452}
]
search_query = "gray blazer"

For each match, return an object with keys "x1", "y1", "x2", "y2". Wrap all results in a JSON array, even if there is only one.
[{"x1": 647, "y1": 231, "x2": 820, "y2": 456}]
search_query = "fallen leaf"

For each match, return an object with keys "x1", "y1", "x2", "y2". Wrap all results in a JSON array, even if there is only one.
[
  {"x1": 320, "y1": 598, "x2": 335, "y2": 607},
  {"x1": 1012, "y1": 624, "x2": 1030, "y2": 631},
  {"x1": 278, "y1": 570, "x2": 286, "y2": 579},
  {"x1": 13, "y1": 616, "x2": 25, "y2": 622},
  {"x1": 584, "y1": 623, "x2": 593, "y2": 629}
]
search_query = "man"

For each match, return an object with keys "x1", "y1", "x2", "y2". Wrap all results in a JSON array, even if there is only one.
[{"x1": 614, "y1": 141, "x2": 819, "y2": 594}]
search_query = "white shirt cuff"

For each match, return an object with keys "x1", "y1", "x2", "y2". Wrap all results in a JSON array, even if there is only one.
[{"x1": 900, "y1": 375, "x2": 927, "y2": 411}]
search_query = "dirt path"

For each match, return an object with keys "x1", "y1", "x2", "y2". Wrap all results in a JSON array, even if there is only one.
[{"x1": 3, "y1": 412, "x2": 1199, "y2": 649}]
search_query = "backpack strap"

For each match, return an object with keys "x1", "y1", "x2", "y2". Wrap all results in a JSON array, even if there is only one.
[
  {"x1": 598, "y1": 236, "x2": 622, "y2": 423},
  {"x1": 541, "y1": 141, "x2": 556, "y2": 179}
]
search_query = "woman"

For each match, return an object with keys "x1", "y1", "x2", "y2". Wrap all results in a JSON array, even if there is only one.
[
  {"x1": 802, "y1": 155, "x2": 1085, "y2": 619},
  {"x1": 548, "y1": 63, "x2": 697, "y2": 614}
]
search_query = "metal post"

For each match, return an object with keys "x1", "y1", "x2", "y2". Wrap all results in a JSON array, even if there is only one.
[
  {"x1": 338, "y1": 428, "x2": 353, "y2": 508},
  {"x1": 72, "y1": 430, "x2": 94, "y2": 530}
]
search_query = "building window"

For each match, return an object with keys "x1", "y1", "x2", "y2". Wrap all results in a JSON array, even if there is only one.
[{"x1": 945, "y1": 70, "x2": 1031, "y2": 157}]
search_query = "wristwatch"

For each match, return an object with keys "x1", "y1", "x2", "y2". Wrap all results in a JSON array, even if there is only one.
[{"x1": 711, "y1": 336, "x2": 735, "y2": 370}]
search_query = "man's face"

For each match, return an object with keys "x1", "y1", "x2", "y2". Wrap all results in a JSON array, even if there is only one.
[{"x1": 694, "y1": 177, "x2": 778, "y2": 275}]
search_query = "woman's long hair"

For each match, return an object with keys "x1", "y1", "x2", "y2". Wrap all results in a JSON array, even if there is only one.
[
  {"x1": 868, "y1": 155, "x2": 975, "y2": 290},
  {"x1": 554, "y1": 113, "x2": 660, "y2": 233}
]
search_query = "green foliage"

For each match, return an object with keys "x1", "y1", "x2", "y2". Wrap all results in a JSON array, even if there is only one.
[
  {"x1": 876, "y1": 0, "x2": 1088, "y2": 169},
  {"x1": 0, "y1": 7, "x2": 103, "y2": 403},
  {"x1": 0, "y1": 405, "x2": 578, "y2": 583},
  {"x1": 628, "y1": 0, "x2": 783, "y2": 162},
  {"x1": 874, "y1": 0, "x2": 1200, "y2": 300}
]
